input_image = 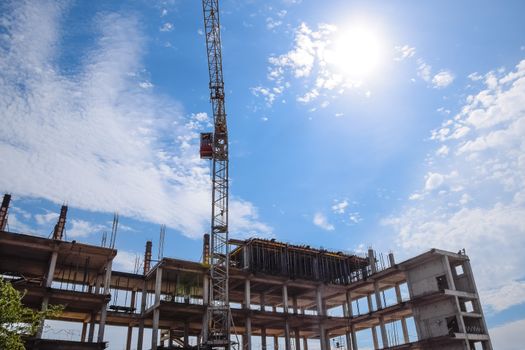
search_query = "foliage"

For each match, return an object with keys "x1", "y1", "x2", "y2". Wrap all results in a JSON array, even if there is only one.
[{"x1": 0, "y1": 277, "x2": 62, "y2": 350}]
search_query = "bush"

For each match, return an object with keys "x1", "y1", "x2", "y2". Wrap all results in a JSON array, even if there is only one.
[{"x1": 0, "y1": 277, "x2": 62, "y2": 350}]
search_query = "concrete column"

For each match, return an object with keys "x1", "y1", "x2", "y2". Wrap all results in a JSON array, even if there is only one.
[
  {"x1": 260, "y1": 293, "x2": 266, "y2": 311},
  {"x1": 88, "y1": 313, "x2": 96, "y2": 342},
  {"x1": 379, "y1": 316, "x2": 388, "y2": 348},
  {"x1": 184, "y1": 321, "x2": 190, "y2": 347},
  {"x1": 366, "y1": 294, "x2": 373, "y2": 313},
  {"x1": 102, "y1": 260, "x2": 112, "y2": 294},
  {"x1": 388, "y1": 252, "x2": 395, "y2": 267},
  {"x1": 292, "y1": 296, "x2": 298, "y2": 314},
  {"x1": 368, "y1": 249, "x2": 377, "y2": 274},
  {"x1": 151, "y1": 267, "x2": 163, "y2": 350},
  {"x1": 394, "y1": 285, "x2": 409, "y2": 344},
  {"x1": 81, "y1": 321, "x2": 88, "y2": 342},
  {"x1": 283, "y1": 284, "x2": 289, "y2": 313},
  {"x1": 152, "y1": 309, "x2": 160, "y2": 350},
  {"x1": 137, "y1": 281, "x2": 147, "y2": 350},
  {"x1": 373, "y1": 282, "x2": 388, "y2": 348},
  {"x1": 442, "y1": 255, "x2": 457, "y2": 290},
  {"x1": 325, "y1": 332, "x2": 331, "y2": 350},
  {"x1": 294, "y1": 329, "x2": 301, "y2": 350},
  {"x1": 98, "y1": 260, "x2": 113, "y2": 342},
  {"x1": 243, "y1": 245, "x2": 250, "y2": 269},
  {"x1": 125, "y1": 325, "x2": 133, "y2": 350},
  {"x1": 345, "y1": 332, "x2": 352, "y2": 350},
  {"x1": 169, "y1": 328, "x2": 174, "y2": 349},
  {"x1": 371, "y1": 326, "x2": 379, "y2": 350},
  {"x1": 463, "y1": 260, "x2": 493, "y2": 350},
  {"x1": 245, "y1": 279, "x2": 251, "y2": 309},
  {"x1": 394, "y1": 284, "x2": 402, "y2": 304},
  {"x1": 245, "y1": 278, "x2": 252, "y2": 350},
  {"x1": 45, "y1": 251, "x2": 58, "y2": 288},
  {"x1": 273, "y1": 335, "x2": 279, "y2": 350},
  {"x1": 261, "y1": 327, "x2": 267, "y2": 350},
  {"x1": 319, "y1": 324, "x2": 328, "y2": 350},
  {"x1": 373, "y1": 282, "x2": 383, "y2": 310},
  {"x1": 245, "y1": 316, "x2": 252, "y2": 350},
  {"x1": 346, "y1": 291, "x2": 356, "y2": 319},
  {"x1": 35, "y1": 297, "x2": 49, "y2": 339},
  {"x1": 95, "y1": 275, "x2": 101, "y2": 294},
  {"x1": 316, "y1": 286, "x2": 324, "y2": 316},
  {"x1": 202, "y1": 274, "x2": 210, "y2": 343},
  {"x1": 303, "y1": 337, "x2": 308, "y2": 350},
  {"x1": 401, "y1": 317, "x2": 409, "y2": 343},
  {"x1": 284, "y1": 320, "x2": 291, "y2": 350},
  {"x1": 345, "y1": 291, "x2": 357, "y2": 350},
  {"x1": 36, "y1": 251, "x2": 59, "y2": 339},
  {"x1": 97, "y1": 307, "x2": 108, "y2": 342},
  {"x1": 125, "y1": 290, "x2": 137, "y2": 350}
]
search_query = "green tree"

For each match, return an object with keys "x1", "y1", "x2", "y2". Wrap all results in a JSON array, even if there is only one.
[{"x1": 0, "y1": 277, "x2": 62, "y2": 350}]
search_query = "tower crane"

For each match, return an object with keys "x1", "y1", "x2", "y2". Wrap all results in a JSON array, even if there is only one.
[{"x1": 199, "y1": 0, "x2": 233, "y2": 349}]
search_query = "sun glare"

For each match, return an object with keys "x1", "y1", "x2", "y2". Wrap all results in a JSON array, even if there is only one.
[{"x1": 326, "y1": 23, "x2": 385, "y2": 80}]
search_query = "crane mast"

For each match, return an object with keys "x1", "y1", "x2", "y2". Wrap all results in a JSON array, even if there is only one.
[{"x1": 200, "y1": 0, "x2": 231, "y2": 348}]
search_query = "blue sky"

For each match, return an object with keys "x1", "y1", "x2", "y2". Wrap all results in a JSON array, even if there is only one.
[{"x1": 1, "y1": 0, "x2": 525, "y2": 348}]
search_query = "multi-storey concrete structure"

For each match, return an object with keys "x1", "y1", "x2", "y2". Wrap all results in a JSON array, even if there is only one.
[{"x1": 0, "y1": 196, "x2": 492, "y2": 350}]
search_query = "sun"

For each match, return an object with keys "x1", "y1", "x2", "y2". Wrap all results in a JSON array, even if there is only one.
[{"x1": 325, "y1": 23, "x2": 386, "y2": 81}]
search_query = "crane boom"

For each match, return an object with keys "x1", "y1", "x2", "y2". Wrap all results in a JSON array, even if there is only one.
[{"x1": 200, "y1": 0, "x2": 231, "y2": 348}]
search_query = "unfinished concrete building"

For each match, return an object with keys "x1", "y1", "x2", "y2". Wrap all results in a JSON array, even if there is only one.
[{"x1": 0, "y1": 195, "x2": 492, "y2": 350}]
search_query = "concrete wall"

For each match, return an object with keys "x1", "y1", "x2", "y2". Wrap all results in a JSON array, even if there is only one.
[
  {"x1": 451, "y1": 262, "x2": 475, "y2": 294},
  {"x1": 406, "y1": 258, "x2": 447, "y2": 297},
  {"x1": 413, "y1": 299, "x2": 458, "y2": 338}
]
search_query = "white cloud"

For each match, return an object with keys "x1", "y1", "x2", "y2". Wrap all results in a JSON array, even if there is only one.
[
  {"x1": 432, "y1": 70, "x2": 455, "y2": 88},
  {"x1": 113, "y1": 250, "x2": 141, "y2": 273},
  {"x1": 139, "y1": 81, "x2": 153, "y2": 89},
  {"x1": 229, "y1": 199, "x2": 273, "y2": 238},
  {"x1": 394, "y1": 45, "x2": 415, "y2": 61},
  {"x1": 468, "y1": 72, "x2": 483, "y2": 81},
  {"x1": 160, "y1": 22, "x2": 173, "y2": 32},
  {"x1": 483, "y1": 281, "x2": 525, "y2": 312},
  {"x1": 68, "y1": 219, "x2": 107, "y2": 238},
  {"x1": 416, "y1": 58, "x2": 454, "y2": 88},
  {"x1": 0, "y1": 1, "x2": 269, "y2": 239},
  {"x1": 331, "y1": 200, "x2": 348, "y2": 214},
  {"x1": 435, "y1": 145, "x2": 449, "y2": 156},
  {"x1": 408, "y1": 193, "x2": 423, "y2": 201},
  {"x1": 266, "y1": 10, "x2": 287, "y2": 30},
  {"x1": 255, "y1": 22, "x2": 374, "y2": 106},
  {"x1": 348, "y1": 212, "x2": 362, "y2": 224},
  {"x1": 417, "y1": 59, "x2": 432, "y2": 82},
  {"x1": 35, "y1": 212, "x2": 59, "y2": 226},
  {"x1": 297, "y1": 89, "x2": 319, "y2": 103},
  {"x1": 491, "y1": 318, "x2": 525, "y2": 350},
  {"x1": 424, "y1": 172, "x2": 445, "y2": 191},
  {"x1": 385, "y1": 59, "x2": 525, "y2": 312},
  {"x1": 11, "y1": 206, "x2": 32, "y2": 220},
  {"x1": 193, "y1": 112, "x2": 209, "y2": 122},
  {"x1": 266, "y1": 18, "x2": 282, "y2": 30},
  {"x1": 6, "y1": 213, "x2": 34, "y2": 234},
  {"x1": 251, "y1": 86, "x2": 277, "y2": 105},
  {"x1": 313, "y1": 212, "x2": 334, "y2": 231}
]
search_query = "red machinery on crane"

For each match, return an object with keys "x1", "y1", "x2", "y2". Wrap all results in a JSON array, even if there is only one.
[{"x1": 199, "y1": 0, "x2": 234, "y2": 349}]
